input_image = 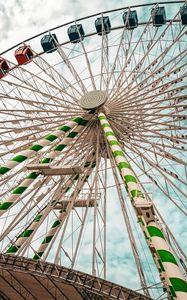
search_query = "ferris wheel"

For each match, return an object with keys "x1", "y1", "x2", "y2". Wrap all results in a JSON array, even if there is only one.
[{"x1": 0, "y1": 1, "x2": 187, "y2": 299}]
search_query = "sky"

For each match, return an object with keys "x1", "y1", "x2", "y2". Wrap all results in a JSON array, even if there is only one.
[
  {"x1": 0, "y1": 0, "x2": 153, "y2": 53},
  {"x1": 0, "y1": 0, "x2": 186, "y2": 298}
]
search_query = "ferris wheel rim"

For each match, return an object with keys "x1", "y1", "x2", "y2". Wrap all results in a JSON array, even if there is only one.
[{"x1": 0, "y1": 0, "x2": 185, "y2": 56}]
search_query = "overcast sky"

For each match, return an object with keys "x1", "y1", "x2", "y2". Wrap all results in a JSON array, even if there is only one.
[{"x1": 0, "y1": 0, "x2": 152, "y2": 52}]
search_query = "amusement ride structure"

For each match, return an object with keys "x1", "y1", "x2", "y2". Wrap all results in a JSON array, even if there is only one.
[{"x1": 0, "y1": 1, "x2": 187, "y2": 299}]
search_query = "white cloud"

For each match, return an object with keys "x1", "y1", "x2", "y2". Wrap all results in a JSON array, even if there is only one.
[{"x1": 0, "y1": 0, "x2": 153, "y2": 52}]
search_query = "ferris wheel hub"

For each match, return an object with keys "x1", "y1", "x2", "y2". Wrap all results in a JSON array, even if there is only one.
[{"x1": 79, "y1": 90, "x2": 107, "y2": 110}]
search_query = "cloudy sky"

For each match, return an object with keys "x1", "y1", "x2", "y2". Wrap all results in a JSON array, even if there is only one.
[{"x1": 0, "y1": 0, "x2": 153, "y2": 53}]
